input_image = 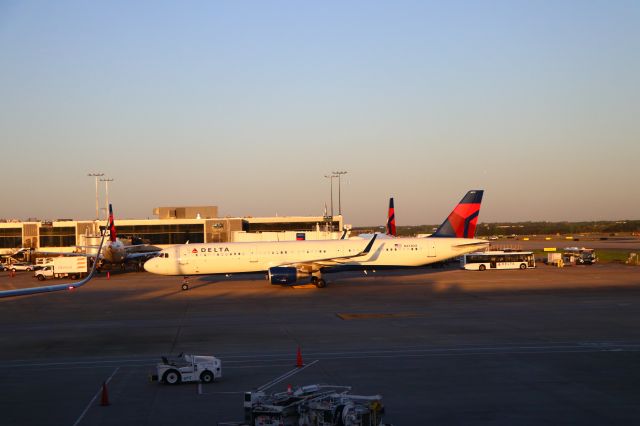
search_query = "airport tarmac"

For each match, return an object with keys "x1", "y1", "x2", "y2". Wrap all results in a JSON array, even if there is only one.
[{"x1": 1, "y1": 264, "x2": 640, "y2": 425}]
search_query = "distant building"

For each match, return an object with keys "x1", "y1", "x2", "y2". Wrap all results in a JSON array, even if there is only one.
[
  {"x1": 153, "y1": 206, "x2": 218, "y2": 219},
  {"x1": 0, "y1": 205, "x2": 344, "y2": 251}
]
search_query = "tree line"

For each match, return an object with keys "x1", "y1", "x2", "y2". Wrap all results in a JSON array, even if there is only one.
[{"x1": 354, "y1": 220, "x2": 640, "y2": 237}]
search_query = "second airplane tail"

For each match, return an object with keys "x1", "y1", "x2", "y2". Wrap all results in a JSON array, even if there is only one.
[
  {"x1": 431, "y1": 190, "x2": 484, "y2": 238},
  {"x1": 108, "y1": 204, "x2": 117, "y2": 242},
  {"x1": 386, "y1": 197, "x2": 397, "y2": 237}
]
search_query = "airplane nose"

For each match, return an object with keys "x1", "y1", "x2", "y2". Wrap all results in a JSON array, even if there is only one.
[{"x1": 143, "y1": 259, "x2": 156, "y2": 273}]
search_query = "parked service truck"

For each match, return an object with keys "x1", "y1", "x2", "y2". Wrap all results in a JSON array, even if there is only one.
[
  {"x1": 150, "y1": 353, "x2": 222, "y2": 385},
  {"x1": 34, "y1": 257, "x2": 88, "y2": 281}
]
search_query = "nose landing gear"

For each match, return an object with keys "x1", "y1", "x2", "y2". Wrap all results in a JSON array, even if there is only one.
[{"x1": 181, "y1": 276, "x2": 190, "y2": 291}]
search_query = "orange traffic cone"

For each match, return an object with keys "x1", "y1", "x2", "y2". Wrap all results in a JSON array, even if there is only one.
[
  {"x1": 100, "y1": 381, "x2": 110, "y2": 406},
  {"x1": 107, "y1": 271, "x2": 110, "y2": 280},
  {"x1": 296, "y1": 346, "x2": 304, "y2": 368}
]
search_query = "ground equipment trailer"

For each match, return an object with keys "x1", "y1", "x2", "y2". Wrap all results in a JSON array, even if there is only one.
[
  {"x1": 238, "y1": 384, "x2": 389, "y2": 426},
  {"x1": 150, "y1": 353, "x2": 221, "y2": 385},
  {"x1": 563, "y1": 247, "x2": 597, "y2": 265},
  {"x1": 33, "y1": 257, "x2": 88, "y2": 280}
]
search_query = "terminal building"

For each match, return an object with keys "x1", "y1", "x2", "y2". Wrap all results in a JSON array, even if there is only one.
[{"x1": 0, "y1": 206, "x2": 344, "y2": 255}]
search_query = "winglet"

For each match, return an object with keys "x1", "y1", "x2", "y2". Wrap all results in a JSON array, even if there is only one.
[{"x1": 358, "y1": 233, "x2": 377, "y2": 256}]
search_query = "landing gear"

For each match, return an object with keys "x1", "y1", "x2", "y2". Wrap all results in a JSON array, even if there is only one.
[
  {"x1": 181, "y1": 276, "x2": 190, "y2": 291},
  {"x1": 311, "y1": 276, "x2": 327, "y2": 288}
]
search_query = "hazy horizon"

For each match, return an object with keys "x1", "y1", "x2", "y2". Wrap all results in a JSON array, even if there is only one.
[{"x1": 1, "y1": 1, "x2": 638, "y2": 225}]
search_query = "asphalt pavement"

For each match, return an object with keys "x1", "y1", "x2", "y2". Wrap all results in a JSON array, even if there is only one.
[{"x1": 1, "y1": 264, "x2": 639, "y2": 425}]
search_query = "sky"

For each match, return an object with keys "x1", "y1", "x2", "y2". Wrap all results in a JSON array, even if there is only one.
[{"x1": 1, "y1": 0, "x2": 638, "y2": 225}]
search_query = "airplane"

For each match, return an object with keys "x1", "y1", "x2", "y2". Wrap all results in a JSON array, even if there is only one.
[
  {"x1": 0, "y1": 227, "x2": 107, "y2": 298},
  {"x1": 40, "y1": 204, "x2": 160, "y2": 271},
  {"x1": 95, "y1": 204, "x2": 161, "y2": 268},
  {"x1": 144, "y1": 190, "x2": 489, "y2": 289}
]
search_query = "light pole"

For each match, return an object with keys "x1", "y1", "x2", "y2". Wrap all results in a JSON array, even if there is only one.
[
  {"x1": 100, "y1": 178, "x2": 114, "y2": 220},
  {"x1": 332, "y1": 170, "x2": 348, "y2": 216},
  {"x1": 87, "y1": 172, "x2": 104, "y2": 221},
  {"x1": 324, "y1": 174, "x2": 336, "y2": 217}
]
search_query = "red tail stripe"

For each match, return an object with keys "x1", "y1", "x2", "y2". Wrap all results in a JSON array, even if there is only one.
[
  {"x1": 447, "y1": 203, "x2": 481, "y2": 238},
  {"x1": 109, "y1": 214, "x2": 117, "y2": 242}
]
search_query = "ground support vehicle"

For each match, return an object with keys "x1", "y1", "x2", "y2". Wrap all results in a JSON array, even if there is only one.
[
  {"x1": 546, "y1": 252, "x2": 563, "y2": 266},
  {"x1": 150, "y1": 353, "x2": 221, "y2": 385},
  {"x1": 33, "y1": 257, "x2": 88, "y2": 280},
  {"x1": 562, "y1": 247, "x2": 597, "y2": 265},
  {"x1": 461, "y1": 251, "x2": 535, "y2": 271},
  {"x1": 238, "y1": 384, "x2": 389, "y2": 426}
]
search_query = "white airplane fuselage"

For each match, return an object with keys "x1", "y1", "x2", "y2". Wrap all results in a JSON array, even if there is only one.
[{"x1": 144, "y1": 237, "x2": 487, "y2": 276}]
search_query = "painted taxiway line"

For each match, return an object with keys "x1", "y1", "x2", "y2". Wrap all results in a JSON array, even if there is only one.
[
  {"x1": 72, "y1": 366, "x2": 119, "y2": 426},
  {"x1": 2, "y1": 342, "x2": 640, "y2": 372},
  {"x1": 2, "y1": 339, "x2": 636, "y2": 366}
]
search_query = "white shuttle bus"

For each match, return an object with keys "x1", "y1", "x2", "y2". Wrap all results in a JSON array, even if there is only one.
[{"x1": 462, "y1": 251, "x2": 535, "y2": 271}]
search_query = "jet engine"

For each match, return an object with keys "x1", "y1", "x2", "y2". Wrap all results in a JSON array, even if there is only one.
[{"x1": 268, "y1": 267, "x2": 307, "y2": 285}]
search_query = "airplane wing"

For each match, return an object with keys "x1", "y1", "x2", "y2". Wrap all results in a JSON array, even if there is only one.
[
  {"x1": 123, "y1": 243, "x2": 162, "y2": 261},
  {"x1": 277, "y1": 234, "x2": 377, "y2": 271},
  {"x1": 0, "y1": 231, "x2": 107, "y2": 299},
  {"x1": 121, "y1": 243, "x2": 158, "y2": 249},
  {"x1": 452, "y1": 241, "x2": 490, "y2": 248},
  {"x1": 125, "y1": 250, "x2": 161, "y2": 260},
  {"x1": 37, "y1": 251, "x2": 100, "y2": 258}
]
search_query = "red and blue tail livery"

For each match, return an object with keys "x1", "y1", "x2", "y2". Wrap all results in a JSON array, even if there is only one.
[
  {"x1": 431, "y1": 190, "x2": 484, "y2": 238},
  {"x1": 108, "y1": 204, "x2": 117, "y2": 242},
  {"x1": 386, "y1": 197, "x2": 397, "y2": 237}
]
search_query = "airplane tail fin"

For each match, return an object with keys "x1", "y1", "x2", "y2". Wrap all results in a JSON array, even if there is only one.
[
  {"x1": 108, "y1": 204, "x2": 117, "y2": 242},
  {"x1": 431, "y1": 190, "x2": 484, "y2": 238},
  {"x1": 386, "y1": 197, "x2": 397, "y2": 237}
]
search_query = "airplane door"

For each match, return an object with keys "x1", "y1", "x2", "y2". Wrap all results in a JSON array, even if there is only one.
[
  {"x1": 249, "y1": 250, "x2": 258, "y2": 263},
  {"x1": 179, "y1": 250, "x2": 198, "y2": 273},
  {"x1": 427, "y1": 244, "x2": 436, "y2": 257},
  {"x1": 178, "y1": 250, "x2": 188, "y2": 265}
]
